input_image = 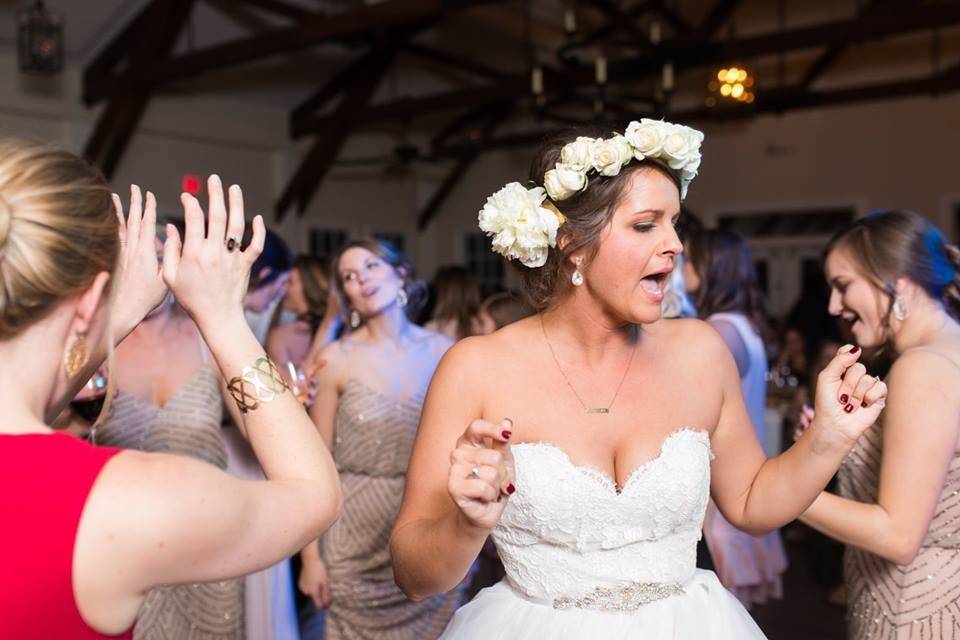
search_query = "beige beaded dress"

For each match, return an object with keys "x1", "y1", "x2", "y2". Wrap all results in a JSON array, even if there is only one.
[
  {"x1": 96, "y1": 366, "x2": 245, "y2": 640},
  {"x1": 839, "y1": 421, "x2": 960, "y2": 639},
  {"x1": 321, "y1": 378, "x2": 465, "y2": 640}
]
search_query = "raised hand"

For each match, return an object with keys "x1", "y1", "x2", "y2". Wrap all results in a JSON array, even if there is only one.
[
  {"x1": 448, "y1": 418, "x2": 515, "y2": 531},
  {"x1": 162, "y1": 175, "x2": 264, "y2": 333},
  {"x1": 110, "y1": 185, "x2": 167, "y2": 334},
  {"x1": 811, "y1": 345, "x2": 887, "y2": 448}
]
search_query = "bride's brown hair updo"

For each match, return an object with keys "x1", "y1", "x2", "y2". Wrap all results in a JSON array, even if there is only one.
[
  {"x1": 519, "y1": 128, "x2": 682, "y2": 311},
  {"x1": 0, "y1": 139, "x2": 119, "y2": 339}
]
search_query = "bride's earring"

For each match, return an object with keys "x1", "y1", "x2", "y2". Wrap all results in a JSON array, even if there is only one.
[
  {"x1": 893, "y1": 295, "x2": 908, "y2": 321},
  {"x1": 349, "y1": 309, "x2": 362, "y2": 329},
  {"x1": 397, "y1": 287, "x2": 409, "y2": 308},
  {"x1": 571, "y1": 257, "x2": 584, "y2": 287}
]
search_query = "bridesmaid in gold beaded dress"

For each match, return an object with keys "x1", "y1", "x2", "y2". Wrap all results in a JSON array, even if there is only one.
[
  {"x1": 299, "y1": 239, "x2": 467, "y2": 640},
  {"x1": 800, "y1": 211, "x2": 960, "y2": 638}
]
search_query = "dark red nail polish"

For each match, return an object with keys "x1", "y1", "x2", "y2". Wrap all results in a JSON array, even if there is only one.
[
  {"x1": 840, "y1": 394, "x2": 849, "y2": 404},
  {"x1": 850, "y1": 345, "x2": 860, "y2": 354},
  {"x1": 844, "y1": 403, "x2": 854, "y2": 413},
  {"x1": 862, "y1": 401, "x2": 868, "y2": 408},
  {"x1": 506, "y1": 483, "x2": 516, "y2": 495},
  {"x1": 502, "y1": 430, "x2": 512, "y2": 439}
]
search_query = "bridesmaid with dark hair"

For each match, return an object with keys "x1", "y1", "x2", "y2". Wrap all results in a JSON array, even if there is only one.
[{"x1": 299, "y1": 239, "x2": 467, "y2": 640}]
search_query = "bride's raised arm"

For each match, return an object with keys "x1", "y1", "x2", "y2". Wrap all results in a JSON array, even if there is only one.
[
  {"x1": 390, "y1": 338, "x2": 513, "y2": 601},
  {"x1": 709, "y1": 331, "x2": 886, "y2": 534}
]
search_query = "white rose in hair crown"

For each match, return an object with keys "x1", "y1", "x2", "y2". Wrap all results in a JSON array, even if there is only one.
[{"x1": 478, "y1": 119, "x2": 703, "y2": 266}]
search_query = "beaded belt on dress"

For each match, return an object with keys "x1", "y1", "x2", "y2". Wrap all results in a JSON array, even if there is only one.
[{"x1": 551, "y1": 581, "x2": 686, "y2": 612}]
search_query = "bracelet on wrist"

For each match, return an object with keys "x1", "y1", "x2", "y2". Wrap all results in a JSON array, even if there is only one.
[{"x1": 227, "y1": 356, "x2": 291, "y2": 413}]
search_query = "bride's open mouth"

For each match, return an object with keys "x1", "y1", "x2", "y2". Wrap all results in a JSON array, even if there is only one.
[{"x1": 639, "y1": 269, "x2": 671, "y2": 302}]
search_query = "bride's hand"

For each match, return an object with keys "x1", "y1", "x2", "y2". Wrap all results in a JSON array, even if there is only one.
[
  {"x1": 809, "y1": 345, "x2": 887, "y2": 449},
  {"x1": 448, "y1": 418, "x2": 515, "y2": 532}
]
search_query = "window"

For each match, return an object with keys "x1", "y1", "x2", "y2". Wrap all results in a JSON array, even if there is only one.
[
  {"x1": 372, "y1": 231, "x2": 406, "y2": 254},
  {"x1": 309, "y1": 228, "x2": 348, "y2": 261},
  {"x1": 464, "y1": 232, "x2": 505, "y2": 294}
]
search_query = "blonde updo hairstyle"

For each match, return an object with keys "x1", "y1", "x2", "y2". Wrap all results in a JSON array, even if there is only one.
[
  {"x1": 0, "y1": 138, "x2": 119, "y2": 339},
  {"x1": 521, "y1": 128, "x2": 682, "y2": 311}
]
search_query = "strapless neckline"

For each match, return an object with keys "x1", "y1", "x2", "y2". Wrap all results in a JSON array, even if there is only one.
[{"x1": 512, "y1": 428, "x2": 709, "y2": 494}]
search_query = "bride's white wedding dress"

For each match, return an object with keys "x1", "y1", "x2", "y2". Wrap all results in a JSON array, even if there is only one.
[{"x1": 440, "y1": 428, "x2": 766, "y2": 638}]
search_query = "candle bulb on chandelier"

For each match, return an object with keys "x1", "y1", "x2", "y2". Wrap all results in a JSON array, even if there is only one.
[
  {"x1": 662, "y1": 63, "x2": 674, "y2": 91},
  {"x1": 531, "y1": 66, "x2": 544, "y2": 95},
  {"x1": 595, "y1": 56, "x2": 607, "y2": 84},
  {"x1": 564, "y1": 8, "x2": 576, "y2": 33}
]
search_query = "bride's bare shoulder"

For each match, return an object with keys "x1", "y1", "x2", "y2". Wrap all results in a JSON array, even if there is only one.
[
  {"x1": 436, "y1": 315, "x2": 540, "y2": 372},
  {"x1": 645, "y1": 318, "x2": 732, "y2": 358}
]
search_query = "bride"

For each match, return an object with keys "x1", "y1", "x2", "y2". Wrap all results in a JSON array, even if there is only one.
[{"x1": 390, "y1": 120, "x2": 886, "y2": 638}]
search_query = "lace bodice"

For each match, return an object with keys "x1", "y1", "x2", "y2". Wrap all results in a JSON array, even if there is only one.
[{"x1": 492, "y1": 428, "x2": 712, "y2": 601}]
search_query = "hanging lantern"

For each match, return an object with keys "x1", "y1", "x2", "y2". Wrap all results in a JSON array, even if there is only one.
[{"x1": 16, "y1": 1, "x2": 64, "y2": 75}]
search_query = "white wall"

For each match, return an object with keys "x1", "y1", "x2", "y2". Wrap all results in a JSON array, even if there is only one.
[{"x1": 4, "y1": 49, "x2": 960, "y2": 286}]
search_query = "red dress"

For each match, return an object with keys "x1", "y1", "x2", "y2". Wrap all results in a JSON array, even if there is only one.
[{"x1": 0, "y1": 432, "x2": 133, "y2": 639}]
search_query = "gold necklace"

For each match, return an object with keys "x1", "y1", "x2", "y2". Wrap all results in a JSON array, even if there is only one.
[{"x1": 539, "y1": 314, "x2": 637, "y2": 414}]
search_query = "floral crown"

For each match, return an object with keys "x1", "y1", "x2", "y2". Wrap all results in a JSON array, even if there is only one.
[{"x1": 478, "y1": 119, "x2": 704, "y2": 268}]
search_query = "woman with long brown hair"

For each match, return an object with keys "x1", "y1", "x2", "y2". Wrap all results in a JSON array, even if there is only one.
[
  {"x1": 299, "y1": 239, "x2": 467, "y2": 639},
  {"x1": 0, "y1": 139, "x2": 340, "y2": 639},
  {"x1": 799, "y1": 210, "x2": 960, "y2": 638},
  {"x1": 684, "y1": 229, "x2": 788, "y2": 609}
]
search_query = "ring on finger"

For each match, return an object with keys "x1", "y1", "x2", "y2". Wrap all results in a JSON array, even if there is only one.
[
  {"x1": 226, "y1": 236, "x2": 239, "y2": 252},
  {"x1": 469, "y1": 465, "x2": 480, "y2": 480}
]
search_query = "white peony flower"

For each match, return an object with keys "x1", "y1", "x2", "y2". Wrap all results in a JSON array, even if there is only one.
[
  {"x1": 478, "y1": 183, "x2": 561, "y2": 268},
  {"x1": 560, "y1": 136, "x2": 596, "y2": 173},
  {"x1": 544, "y1": 163, "x2": 587, "y2": 201},
  {"x1": 625, "y1": 119, "x2": 666, "y2": 160}
]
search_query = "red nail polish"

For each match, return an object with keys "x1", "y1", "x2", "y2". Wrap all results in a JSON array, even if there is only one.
[
  {"x1": 862, "y1": 401, "x2": 868, "y2": 408},
  {"x1": 844, "y1": 403, "x2": 854, "y2": 413},
  {"x1": 502, "y1": 430, "x2": 512, "y2": 439},
  {"x1": 840, "y1": 394, "x2": 849, "y2": 404},
  {"x1": 850, "y1": 345, "x2": 860, "y2": 354},
  {"x1": 506, "y1": 483, "x2": 516, "y2": 495}
]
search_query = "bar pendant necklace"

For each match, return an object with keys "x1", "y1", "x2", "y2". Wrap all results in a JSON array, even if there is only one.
[{"x1": 540, "y1": 315, "x2": 637, "y2": 415}]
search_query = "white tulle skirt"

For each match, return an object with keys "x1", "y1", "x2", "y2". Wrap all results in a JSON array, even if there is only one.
[{"x1": 439, "y1": 570, "x2": 766, "y2": 639}]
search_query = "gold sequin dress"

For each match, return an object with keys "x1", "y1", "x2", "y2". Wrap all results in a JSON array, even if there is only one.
[
  {"x1": 839, "y1": 421, "x2": 960, "y2": 639},
  {"x1": 97, "y1": 367, "x2": 244, "y2": 640},
  {"x1": 321, "y1": 379, "x2": 465, "y2": 640}
]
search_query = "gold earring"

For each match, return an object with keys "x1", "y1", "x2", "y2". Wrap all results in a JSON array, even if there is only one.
[{"x1": 64, "y1": 333, "x2": 89, "y2": 379}]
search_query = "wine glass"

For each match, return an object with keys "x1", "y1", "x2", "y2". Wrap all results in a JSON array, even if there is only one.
[
  {"x1": 70, "y1": 367, "x2": 109, "y2": 441},
  {"x1": 286, "y1": 361, "x2": 313, "y2": 407}
]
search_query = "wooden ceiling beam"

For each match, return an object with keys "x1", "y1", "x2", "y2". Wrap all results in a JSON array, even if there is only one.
[
  {"x1": 234, "y1": 0, "x2": 316, "y2": 22},
  {"x1": 403, "y1": 42, "x2": 508, "y2": 81},
  {"x1": 276, "y1": 47, "x2": 397, "y2": 220},
  {"x1": 431, "y1": 62, "x2": 960, "y2": 158},
  {"x1": 83, "y1": 0, "x2": 196, "y2": 177},
  {"x1": 294, "y1": 1, "x2": 960, "y2": 135},
  {"x1": 82, "y1": 2, "x2": 159, "y2": 105}
]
